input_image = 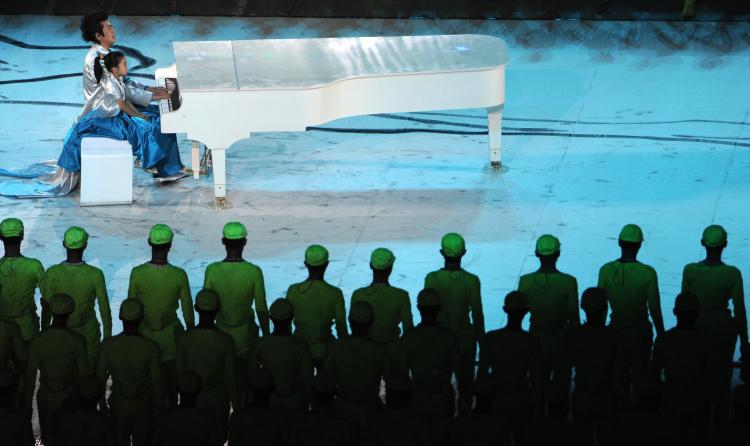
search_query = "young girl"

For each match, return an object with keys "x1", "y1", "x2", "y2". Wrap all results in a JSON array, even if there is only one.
[{"x1": 0, "y1": 51, "x2": 186, "y2": 198}]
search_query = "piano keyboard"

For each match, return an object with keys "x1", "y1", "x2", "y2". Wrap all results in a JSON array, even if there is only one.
[{"x1": 159, "y1": 77, "x2": 182, "y2": 114}]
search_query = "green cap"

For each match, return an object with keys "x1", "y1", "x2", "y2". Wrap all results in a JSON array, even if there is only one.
[
  {"x1": 270, "y1": 298, "x2": 294, "y2": 320},
  {"x1": 78, "y1": 376, "x2": 103, "y2": 399},
  {"x1": 674, "y1": 292, "x2": 699, "y2": 312},
  {"x1": 0, "y1": 367, "x2": 14, "y2": 387},
  {"x1": 312, "y1": 373, "x2": 337, "y2": 393},
  {"x1": 49, "y1": 293, "x2": 75, "y2": 315},
  {"x1": 702, "y1": 225, "x2": 727, "y2": 248},
  {"x1": 304, "y1": 244, "x2": 329, "y2": 267},
  {"x1": 148, "y1": 224, "x2": 174, "y2": 245},
  {"x1": 249, "y1": 367, "x2": 274, "y2": 391},
  {"x1": 195, "y1": 289, "x2": 220, "y2": 312},
  {"x1": 441, "y1": 233, "x2": 466, "y2": 257},
  {"x1": 618, "y1": 224, "x2": 644, "y2": 243},
  {"x1": 581, "y1": 287, "x2": 608, "y2": 313},
  {"x1": 223, "y1": 221, "x2": 247, "y2": 240},
  {"x1": 349, "y1": 301, "x2": 374, "y2": 324},
  {"x1": 119, "y1": 299, "x2": 144, "y2": 321},
  {"x1": 370, "y1": 247, "x2": 396, "y2": 270},
  {"x1": 63, "y1": 226, "x2": 88, "y2": 249},
  {"x1": 504, "y1": 291, "x2": 528, "y2": 311},
  {"x1": 0, "y1": 218, "x2": 23, "y2": 238},
  {"x1": 417, "y1": 288, "x2": 441, "y2": 307},
  {"x1": 177, "y1": 371, "x2": 203, "y2": 394},
  {"x1": 535, "y1": 234, "x2": 560, "y2": 256}
]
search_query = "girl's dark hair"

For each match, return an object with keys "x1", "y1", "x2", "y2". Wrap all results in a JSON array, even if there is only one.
[
  {"x1": 94, "y1": 51, "x2": 125, "y2": 84},
  {"x1": 80, "y1": 11, "x2": 109, "y2": 43}
]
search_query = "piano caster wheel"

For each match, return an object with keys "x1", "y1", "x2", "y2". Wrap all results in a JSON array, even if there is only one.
[
  {"x1": 491, "y1": 161, "x2": 502, "y2": 169},
  {"x1": 215, "y1": 197, "x2": 227, "y2": 209}
]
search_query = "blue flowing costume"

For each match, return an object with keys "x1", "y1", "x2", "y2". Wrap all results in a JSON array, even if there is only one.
[{"x1": 0, "y1": 69, "x2": 183, "y2": 198}]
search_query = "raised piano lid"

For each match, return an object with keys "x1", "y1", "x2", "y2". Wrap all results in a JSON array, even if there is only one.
[{"x1": 173, "y1": 34, "x2": 507, "y2": 92}]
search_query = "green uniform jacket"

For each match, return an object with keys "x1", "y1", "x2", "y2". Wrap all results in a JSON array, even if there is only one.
[
  {"x1": 681, "y1": 262, "x2": 747, "y2": 344},
  {"x1": 0, "y1": 256, "x2": 44, "y2": 341},
  {"x1": 203, "y1": 260, "x2": 269, "y2": 352},
  {"x1": 350, "y1": 284, "x2": 413, "y2": 343},
  {"x1": 518, "y1": 270, "x2": 580, "y2": 335},
  {"x1": 24, "y1": 327, "x2": 89, "y2": 411},
  {"x1": 398, "y1": 324, "x2": 461, "y2": 398},
  {"x1": 598, "y1": 260, "x2": 664, "y2": 334},
  {"x1": 424, "y1": 268, "x2": 484, "y2": 339},
  {"x1": 96, "y1": 333, "x2": 162, "y2": 403},
  {"x1": 286, "y1": 280, "x2": 347, "y2": 360}
]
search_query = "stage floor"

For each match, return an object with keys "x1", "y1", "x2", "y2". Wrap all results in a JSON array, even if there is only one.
[{"x1": 0, "y1": 16, "x2": 748, "y2": 356}]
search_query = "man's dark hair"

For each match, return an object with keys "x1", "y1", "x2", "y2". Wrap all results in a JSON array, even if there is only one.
[{"x1": 80, "y1": 11, "x2": 109, "y2": 43}]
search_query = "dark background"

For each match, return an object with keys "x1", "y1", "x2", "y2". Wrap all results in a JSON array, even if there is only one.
[{"x1": 1, "y1": 0, "x2": 747, "y2": 21}]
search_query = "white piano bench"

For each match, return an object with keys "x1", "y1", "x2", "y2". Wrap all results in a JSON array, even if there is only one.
[{"x1": 80, "y1": 137, "x2": 133, "y2": 206}]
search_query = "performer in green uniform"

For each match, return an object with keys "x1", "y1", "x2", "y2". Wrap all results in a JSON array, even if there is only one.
[
  {"x1": 518, "y1": 234, "x2": 579, "y2": 416},
  {"x1": 0, "y1": 218, "x2": 45, "y2": 343},
  {"x1": 176, "y1": 289, "x2": 238, "y2": 445},
  {"x1": 97, "y1": 299, "x2": 162, "y2": 446},
  {"x1": 323, "y1": 301, "x2": 391, "y2": 441},
  {"x1": 127, "y1": 223, "x2": 193, "y2": 407},
  {"x1": 477, "y1": 291, "x2": 543, "y2": 446},
  {"x1": 424, "y1": 233, "x2": 484, "y2": 414},
  {"x1": 151, "y1": 371, "x2": 220, "y2": 446},
  {"x1": 350, "y1": 247, "x2": 412, "y2": 360},
  {"x1": 40, "y1": 226, "x2": 112, "y2": 368},
  {"x1": 203, "y1": 221, "x2": 268, "y2": 402},
  {"x1": 24, "y1": 294, "x2": 89, "y2": 446},
  {"x1": 652, "y1": 292, "x2": 710, "y2": 446},
  {"x1": 249, "y1": 298, "x2": 313, "y2": 414},
  {"x1": 681, "y1": 224, "x2": 747, "y2": 425},
  {"x1": 597, "y1": 224, "x2": 664, "y2": 407},
  {"x1": 566, "y1": 287, "x2": 625, "y2": 446},
  {"x1": 0, "y1": 317, "x2": 25, "y2": 410},
  {"x1": 399, "y1": 288, "x2": 462, "y2": 446},
  {"x1": 286, "y1": 245, "x2": 347, "y2": 368}
]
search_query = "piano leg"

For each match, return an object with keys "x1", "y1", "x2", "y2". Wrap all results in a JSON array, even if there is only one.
[
  {"x1": 487, "y1": 104, "x2": 503, "y2": 168},
  {"x1": 191, "y1": 141, "x2": 201, "y2": 179},
  {"x1": 211, "y1": 148, "x2": 227, "y2": 207}
]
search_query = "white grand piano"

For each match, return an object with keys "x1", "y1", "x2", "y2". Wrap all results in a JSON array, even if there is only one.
[{"x1": 155, "y1": 34, "x2": 507, "y2": 205}]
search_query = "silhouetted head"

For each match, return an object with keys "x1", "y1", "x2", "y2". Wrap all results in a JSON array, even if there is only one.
[
  {"x1": 77, "y1": 375, "x2": 103, "y2": 409},
  {"x1": 311, "y1": 373, "x2": 337, "y2": 410},
  {"x1": 177, "y1": 371, "x2": 202, "y2": 407},
  {"x1": 349, "y1": 301, "x2": 374, "y2": 337},
  {"x1": 304, "y1": 245, "x2": 329, "y2": 278},
  {"x1": 195, "y1": 289, "x2": 220, "y2": 322},
  {"x1": 385, "y1": 374, "x2": 413, "y2": 410},
  {"x1": 247, "y1": 367, "x2": 274, "y2": 408},
  {"x1": 119, "y1": 299, "x2": 144, "y2": 331},
  {"x1": 416, "y1": 288, "x2": 441, "y2": 323},
  {"x1": 63, "y1": 226, "x2": 88, "y2": 256},
  {"x1": 80, "y1": 11, "x2": 115, "y2": 46},
  {"x1": 269, "y1": 298, "x2": 294, "y2": 333},
  {"x1": 701, "y1": 224, "x2": 727, "y2": 259},
  {"x1": 673, "y1": 292, "x2": 699, "y2": 328},
  {"x1": 503, "y1": 291, "x2": 529, "y2": 317},
  {"x1": 0, "y1": 218, "x2": 24, "y2": 248},
  {"x1": 440, "y1": 233, "x2": 466, "y2": 262},
  {"x1": 581, "y1": 287, "x2": 608, "y2": 325},
  {"x1": 49, "y1": 293, "x2": 75, "y2": 325}
]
